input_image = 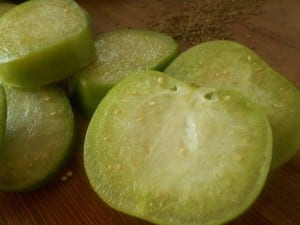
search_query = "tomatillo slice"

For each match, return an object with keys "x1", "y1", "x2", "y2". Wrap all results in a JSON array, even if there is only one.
[
  {"x1": 84, "y1": 71, "x2": 272, "y2": 225},
  {"x1": 0, "y1": 85, "x2": 74, "y2": 191},
  {"x1": 165, "y1": 40, "x2": 300, "y2": 169},
  {"x1": 0, "y1": 85, "x2": 6, "y2": 152},
  {"x1": 0, "y1": 0, "x2": 95, "y2": 88},
  {"x1": 69, "y1": 28, "x2": 179, "y2": 117}
]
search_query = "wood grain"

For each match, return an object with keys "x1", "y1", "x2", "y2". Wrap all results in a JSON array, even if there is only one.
[{"x1": 1, "y1": 0, "x2": 299, "y2": 224}]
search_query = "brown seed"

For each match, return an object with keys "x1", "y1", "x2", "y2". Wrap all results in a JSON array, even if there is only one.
[
  {"x1": 61, "y1": 176, "x2": 67, "y2": 181},
  {"x1": 44, "y1": 97, "x2": 51, "y2": 102},
  {"x1": 157, "y1": 77, "x2": 163, "y2": 84},
  {"x1": 235, "y1": 154, "x2": 243, "y2": 162},
  {"x1": 49, "y1": 112, "x2": 57, "y2": 116},
  {"x1": 179, "y1": 147, "x2": 188, "y2": 156},
  {"x1": 137, "y1": 116, "x2": 145, "y2": 122},
  {"x1": 66, "y1": 171, "x2": 73, "y2": 177},
  {"x1": 224, "y1": 95, "x2": 231, "y2": 101},
  {"x1": 107, "y1": 164, "x2": 113, "y2": 171},
  {"x1": 148, "y1": 101, "x2": 156, "y2": 106},
  {"x1": 114, "y1": 109, "x2": 121, "y2": 115}
]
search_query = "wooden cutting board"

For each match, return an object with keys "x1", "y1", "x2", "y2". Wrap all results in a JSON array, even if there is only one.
[{"x1": 1, "y1": 0, "x2": 299, "y2": 224}]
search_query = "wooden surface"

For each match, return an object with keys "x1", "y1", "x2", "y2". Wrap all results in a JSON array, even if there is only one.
[{"x1": 1, "y1": 0, "x2": 300, "y2": 224}]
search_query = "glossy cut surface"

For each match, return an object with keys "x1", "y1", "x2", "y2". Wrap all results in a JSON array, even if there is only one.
[
  {"x1": 84, "y1": 71, "x2": 272, "y2": 225},
  {"x1": 0, "y1": 0, "x2": 95, "y2": 87}
]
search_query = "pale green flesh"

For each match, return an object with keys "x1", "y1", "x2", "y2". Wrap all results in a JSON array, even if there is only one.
[
  {"x1": 0, "y1": 85, "x2": 6, "y2": 152},
  {"x1": 0, "y1": 85, "x2": 74, "y2": 191},
  {"x1": 165, "y1": 40, "x2": 300, "y2": 169},
  {"x1": 70, "y1": 28, "x2": 179, "y2": 117},
  {"x1": 84, "y1": 71, "x2": 272, "y2": 225},
  {"x1": 0, "y1": 0, "x2": 95, "y2": 87}
]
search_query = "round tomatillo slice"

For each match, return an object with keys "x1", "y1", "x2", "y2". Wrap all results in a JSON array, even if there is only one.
[
  {"x1": 69, "y1": 28, "x2": 179, "y2": 117},
  {"x1": 84, "y1": 71, "x2": 272, "y2": 225},
  {"x1": 165, "y1": 40, "x2": 300, "y2": 169},
  {"x1": 0, "y1": 0, "x2": 95, "y2": 88},
  {"x1": 0, "y1": 85, "x2": 75, "y2": 191}
]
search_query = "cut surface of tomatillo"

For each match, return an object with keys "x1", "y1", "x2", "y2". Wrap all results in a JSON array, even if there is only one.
[
  {"x1": 0, "y1": 85, "x2": 74, "y2": 191},
  {"x1": 84, "y1": 71, "x2": 272, "y2": 225},
  {"x1": 165, "y1": 40, "x2": 300, "y2": 169},
  {"x1": 69, "y1": 28, "x2": 179, "y2": 117},
  {"x1": 0, "y1": 0, "x2": 95, "y2": 88},
  {"x1": 0, "y1": 85, "x2": 6, "y2": 152}
]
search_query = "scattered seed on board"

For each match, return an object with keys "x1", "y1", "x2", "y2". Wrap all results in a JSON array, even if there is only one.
[
  {"x1": 146, "y1": 0, "x2": 265, "y2": 44},
  {"x1": 61, "y1": 176, "x2": 68, "y2": 181},
  {"x1": 61, "y1": 171, "x2": 73, "y2": 181},
  {"x1": 66, "y1": 171, "x2": 73, "y2": 177}
]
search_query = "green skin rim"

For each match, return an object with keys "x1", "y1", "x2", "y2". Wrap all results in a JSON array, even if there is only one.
[{"x1": 0, "y1": 85, "x2": 6, "y2": 153}]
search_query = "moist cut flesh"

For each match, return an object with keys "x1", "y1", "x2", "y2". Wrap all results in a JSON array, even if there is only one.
[{"x1": 84, "y1": 71, "x2": 272, "y2": 225}]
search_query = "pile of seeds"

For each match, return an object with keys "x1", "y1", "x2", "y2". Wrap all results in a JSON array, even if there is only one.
[{"x1": 146, "y1": 0, "x2": 265, "y2": 44}]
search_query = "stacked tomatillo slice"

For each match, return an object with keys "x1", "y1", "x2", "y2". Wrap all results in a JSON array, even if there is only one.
[
  {"x1": 0, "y1": 0, "x2": 95, "y2": 191},
  {"x1": 69, "y1": 28, "x2": 179, "y2": 117},
  {"x1": 0, "y1": 0, "x2": 95, "y2": 87}
]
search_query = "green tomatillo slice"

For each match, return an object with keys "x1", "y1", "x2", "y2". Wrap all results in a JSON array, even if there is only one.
[
  {"x1": 84, "y1": 71, "x2": 272, "y2": 225},
  {"x1": 0, "y1": 85, "x2": 74, "y2": 191},
  {"x1": 165, "y1": 40, "x2": 300, "y2": 169},
  {"x1": 0, "y1": 0, "x2": 95, "y2": 88},
  {"x1": 69, "y1": 28, "x2": 179, "y2": 117}
]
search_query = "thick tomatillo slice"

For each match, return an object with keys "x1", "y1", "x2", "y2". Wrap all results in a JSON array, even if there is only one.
[
  {"x1": 0, "y1": 85, "x2": 6, "y2": 152},
  {"x1": 69, "y1": 28, "x2": 179, "y2": 117},
  {"x1": 165, "y1": 40, "x2": 300, "y2": 169},
  {"x1": 0, "y1": 0, "x2": 95, "y2": 88},
  {"x1": 0, "y1": 85, "x2": 74, "y2": 191},
  {"x1": 84, "y1": 71, "x2": 272, "y2": 225}
]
